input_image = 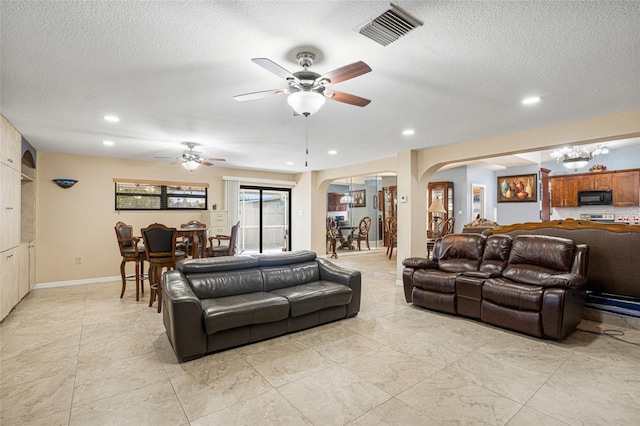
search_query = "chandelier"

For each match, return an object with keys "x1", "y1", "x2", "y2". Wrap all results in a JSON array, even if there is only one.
[{"x1": 550, "y1": 144, "x2": 609, "y2": 171}]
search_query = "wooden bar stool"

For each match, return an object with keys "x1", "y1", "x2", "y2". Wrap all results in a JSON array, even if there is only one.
[{"x1": 114, "y1": 221, "x2": 146, "y2": 301}]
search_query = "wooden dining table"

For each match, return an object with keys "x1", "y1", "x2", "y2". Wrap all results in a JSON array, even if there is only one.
[{"x1": 177, "y1": 227, "x2": 209, "y2": 258}]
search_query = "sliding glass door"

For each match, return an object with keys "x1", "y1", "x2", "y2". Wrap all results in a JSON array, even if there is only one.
[{"x1": 238, "y1": 186, "x2": 290, "y2": 254}]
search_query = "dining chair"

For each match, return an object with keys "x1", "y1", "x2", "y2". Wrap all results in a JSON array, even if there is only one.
[
  {"x1": 179, "y1": 220, "x2": 207, "y2": 258},
  {"x1": 347, "y1": 216, "x2": 372, "y2": 250},
  {"x1": 386, "y1": 216, "x2": 397, "y2": 259},
  {"x1": 440, "y1": 217, "x2": 455, "y2": 237},
  {"x1": 141, "y1": 223, "x2": 186, "y2": 313},
  {"x1": 207, "y1": 221, "x2": 240, "y2": 257},
  {"x1": 326, "y1": 217, "x2": 339, "y2": 258},
  {"x1": 114, "y1": 221, "x2": 146, "y2": 301}
]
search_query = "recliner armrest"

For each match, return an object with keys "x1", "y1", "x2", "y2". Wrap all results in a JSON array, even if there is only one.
[
  {"x1": 402, "y1": 257, "x2": 437, "y2": 269},
  {"x1": 541, "y1": 273, "x2": 587, "y2": 289},
  {"x1": 461, "y1": 271, "x2": 491, "y2": 278}
]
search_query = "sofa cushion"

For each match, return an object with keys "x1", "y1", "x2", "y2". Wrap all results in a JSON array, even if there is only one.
[
  {"x1": 413, "y1": 269, "x2": 458, "y2": 293},
  {"x1": 253, "y1": 250, "x2": 317, "y2": 266},
  {"x1": 178, "y1": 255, "x2": 259, "y2": 273},
  {"x1": 436, "y1": 234, "x2": 486, "y2": 272},
  {"x1": 479, "y1": 234, "x2": 512, "y2": 276},
  {"x1": 261, "y1": 261, "x2": 320, "y2": 292},
  {"x1": 187, "y1": 269, "x2": 263, "y2": 299},
  {"x1": 200, "y1": 292, "x2": 290, "y2": 334},
  {"x1": 483, "y1": 278, "x2": 543, "y2": 311},
  {"x1": 502, "y1": 236, "x2": 576, "y2": 285},
  {"x1": 270, "y1": 281, "x2": 352, "y2": 317}
]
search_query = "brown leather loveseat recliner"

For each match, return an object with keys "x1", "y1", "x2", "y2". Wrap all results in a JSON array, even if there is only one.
[{"x1": 403, "y1": 233, "x2": 589, "y2": 339}]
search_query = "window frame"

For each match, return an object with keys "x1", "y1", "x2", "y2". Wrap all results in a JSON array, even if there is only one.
[{"x1": 113, "y1": 178, "x2": 209, "y2": 211}]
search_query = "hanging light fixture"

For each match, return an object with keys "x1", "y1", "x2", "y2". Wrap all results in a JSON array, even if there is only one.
[
  {"x1": 549, "y1": 144, "x2": 609, "y2": 171},
  {"x1": 182, "y1": 160, "x2": 200, "y2": 171},
  {"x1": 339, "y1": 193, "x2": 353, "y2": 204},
  {"x1": 287, "y1": 91, "x2": 326, "y2": 117}
]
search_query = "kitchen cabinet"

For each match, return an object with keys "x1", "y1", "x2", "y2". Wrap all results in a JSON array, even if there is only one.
[
  {"x1": 551, "y1": 176, "x2": 578, "y2": 207},
  {"x1": 0, "y1": 164, "x2": 21, "y2": 251},
  {"x1": 551, "y1": 169, "x2": 640, "y2": 208},
  {"x1": 0, "y1": 246, "x2": 20, "y2": 320},
  {"x1": 576, "y1": 173, "x2": 612, "y2": 191},
  {"x1": 1, "y1": 115, "x2": 21, "y2": 171},
  {"x1": 327, "y1": 193, "x2": 348, "y2": 211},
  {"x1": 612, "y1": 171, "x2": 640, "y2": 206},
  {"x1": 1, "y1": 115, "x2": 36, "y2": 321}
]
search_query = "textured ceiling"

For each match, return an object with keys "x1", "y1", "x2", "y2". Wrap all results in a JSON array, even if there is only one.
[{"x1": 1, "y1": 1, "x2": 639, "y2": 173}]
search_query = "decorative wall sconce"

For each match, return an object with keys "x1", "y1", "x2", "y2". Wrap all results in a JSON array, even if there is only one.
[{"x1": 52, "y1": 178, "x2": 78, "y2": 189}]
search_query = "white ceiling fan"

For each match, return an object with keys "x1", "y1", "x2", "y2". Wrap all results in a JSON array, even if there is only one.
[
  {"x1": 234, "y1": 51, "x2": 372, "y2": 116},
  {"x1": 169, "y1": 142, "x2": 226, "y2": 171}
]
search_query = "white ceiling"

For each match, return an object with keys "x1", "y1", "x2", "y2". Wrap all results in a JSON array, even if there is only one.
[{"x1": 2, "y1": 1, "x2": 639, "y2": 173}]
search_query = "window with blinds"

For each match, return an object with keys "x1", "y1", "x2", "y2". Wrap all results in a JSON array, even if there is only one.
[{"x1": 114, "y1": 179, "x2": 208, "y2": 211}]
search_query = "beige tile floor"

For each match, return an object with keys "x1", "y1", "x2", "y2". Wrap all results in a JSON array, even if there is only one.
[{"x1": 1, "y1": 251, "x2": 640, "y2": 425}]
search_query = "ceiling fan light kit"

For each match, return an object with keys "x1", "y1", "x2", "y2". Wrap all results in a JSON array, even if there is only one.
[
  {"x1": 287, "y1": 91, "x2": 326, "y2": 116},
  {"x1": 182, "y1": 160, "x2": 200, "y2": 171}
]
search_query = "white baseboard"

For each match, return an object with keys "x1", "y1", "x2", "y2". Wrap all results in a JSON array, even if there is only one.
[{"x1": 34, "y1": 276, "x2": 120, "y2": 289}]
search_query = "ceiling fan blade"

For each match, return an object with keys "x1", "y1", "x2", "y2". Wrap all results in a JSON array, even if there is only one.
[
  {"x1": 233, "y1": 89, "x2": 286, "y2": 102},
  {"x1": 326, "y1": 90, "x2": 371, "y2": 107},
  {"x1": 252, "y1": 58, "x2": 297, "y2": 80},
  {"x1": 170, "y1": 158, "x2": 185, "y2": 165},
  {"x1": 199, "y1": 160, "x2": 214, "y2": 166},
  {"x1": 201, "y1": 157, "x2": 226, "y2": 162},
  {"x1": 319, "y1": 61, "x2": 372, "y2": 85}
]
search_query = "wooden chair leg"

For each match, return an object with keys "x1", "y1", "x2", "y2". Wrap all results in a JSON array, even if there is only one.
[
  {"x1": 366, "y1": 238, "x2": 370, "y2": 250},
  {"x1": 119, "y1": 259, "x2": 127, "y2": 298}
]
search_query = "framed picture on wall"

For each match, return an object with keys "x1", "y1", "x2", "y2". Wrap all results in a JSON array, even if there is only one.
[
  {"x1": 352, "y1": 189, "x2": 366, "y2": 207},
  {"x1": 497, "y1": 174, "x2": 537, "y2": 202}
]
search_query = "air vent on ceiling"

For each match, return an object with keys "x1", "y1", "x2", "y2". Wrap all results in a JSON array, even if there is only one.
[{"x1": 356, "y1": 3, "x2": 423, "y2": 46}]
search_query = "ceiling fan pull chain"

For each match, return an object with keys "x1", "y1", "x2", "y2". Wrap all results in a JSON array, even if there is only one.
[{"x1": 305, "y1": 117, "x2": 309, "y2": 167}]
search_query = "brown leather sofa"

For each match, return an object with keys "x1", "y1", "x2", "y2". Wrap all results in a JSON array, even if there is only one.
[
  {"x1": 162, "y1": 250, "x2": 361, "y2": 362},
  {"x1": 402, "y1": 233, "x2": 589, "y2": 339}
]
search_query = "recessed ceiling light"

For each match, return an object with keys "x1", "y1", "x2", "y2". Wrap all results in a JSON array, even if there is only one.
[
  {"x1": 521, "y1": 96, "x2": 541, "y2": 105},
  {"x1": 402, "y1": 129, "x2": 415, "y2": 136},
  {"x1": 103, "y1": 115, "x2": 120, "y2": 122},
  {"x1": 328, "y1": 150, "x2": 337, "y2": 155},
  {"x1": 102, "y1": 140, "x2": 114, "y2": 146},
  {"x1": 286, "y1": 161, "x2": 294, "y2": 166}
]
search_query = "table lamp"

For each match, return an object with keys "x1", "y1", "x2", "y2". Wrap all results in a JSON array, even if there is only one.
[{"x1": 427, "y1": 197, "x2": 447, "y2": 235}]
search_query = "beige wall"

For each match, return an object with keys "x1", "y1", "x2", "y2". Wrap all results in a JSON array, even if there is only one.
[
  {"x1": 33, "y1": 109, "x2": 640, "y2": 284},
  {"x1": 36, "y1": 152, "x2": 297, "y2": 283}
]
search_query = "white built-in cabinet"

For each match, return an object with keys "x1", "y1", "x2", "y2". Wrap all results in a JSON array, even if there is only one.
[
  {"x1": 201, "y1": 210, "x2": 230, "y2": 236},
  {"x1": 1, "y1": 115, "x2": 36, "y2": 321}
]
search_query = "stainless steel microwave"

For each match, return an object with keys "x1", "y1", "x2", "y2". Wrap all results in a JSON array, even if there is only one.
[{"x1": 578, "y1": 190, "x2": 612, "y2": 206}]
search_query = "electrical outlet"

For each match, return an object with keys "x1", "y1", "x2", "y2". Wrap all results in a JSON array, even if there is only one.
[{"x1": 75, "y1": 257, "x2": 82, "y2": 265}]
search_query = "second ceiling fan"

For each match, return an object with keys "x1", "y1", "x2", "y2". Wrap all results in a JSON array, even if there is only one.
[{"x1": 234, "y1": 51, "x2": 372, "y2": 116}]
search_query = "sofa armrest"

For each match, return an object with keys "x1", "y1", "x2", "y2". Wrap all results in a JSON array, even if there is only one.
[
  {"x1": 461, "y1": 271, "x2": 491, "y2": 279},
  {"x1": 402, "y1": 257, "x2": 438, "y2": 269},
  {"x1": 317, "y1": 258, "x2": 361, "y2": 317},
  {"x1": 541, "y1": 273, "x2": 587, "y2": 289},
  {"x1": 162, "y1": 270, "x2": 207, "y2": 362}
]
